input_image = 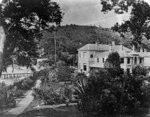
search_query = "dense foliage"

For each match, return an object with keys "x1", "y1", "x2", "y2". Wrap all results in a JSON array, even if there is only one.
[
  {"x1": 39, "y1": 25, "x2": 121, "y2": 66},
  {"x1": 75, "y1": 69, "x2": 150, "y2": 116},
  {"x1": 100, "y1": 0, "x2": 150, "y2": 49},
  {"x1": 0, "y1": 82, "x2": 25, "y2": 109},
  {"x1": 33, "y1": 82, "x2": 73, "y2": 105},
  {"x1": 74, "y1": 52, "x2": 150, "y2": 116},
  {"x1": 13, "y1": 76, "x2": 37, "y2": 90},
  {"x1": 32, "y1": 66, "x2": 74, "y2": 105},
  {"x1": 104, "y1": 52, "x2": 121, "y2": 69},
  {"x1": 56, "y1": 65, "x2": 74, "y2": 82},
  {"x1": 0, "y1": 0, "x2": 63, "y2": 72},
  {"x1": 100, "y1": 0, "x2": 136, "y2": 14},
  {"x1": 33, "y1": 82, "x2": 64, "y2": 105}
]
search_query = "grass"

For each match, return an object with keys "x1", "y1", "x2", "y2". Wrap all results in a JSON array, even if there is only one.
[
  {"x1": 19, "y1": 105, "x2": 150, "y2": 117},
  {"x1": 23, "y1": 98, "x2": 41, "y2": 113},
  {"x1": 19, "y1": 106, "x2": 84, "y2": 117}
]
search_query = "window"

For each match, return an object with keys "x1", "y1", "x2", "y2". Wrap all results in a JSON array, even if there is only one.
[
  {"x1": 90, "y1": 54, "x2": 93, "y2": 58},
  {"x1": 134, "y1": 57, "x2": 137, "y2": 64},
  {"x1": 140, "y1": 58, "x2": 142, "y2": 64},
  {"x1": 121, "y1": 58, "x2": 124, "y2": 63},
  {"x1": 83, "y1": 64, "x2": 87, "y2": 71},
  {"x1": 97, "y1": 58, "x2": 99, "y2": 63},
  {"x1": 127, "y1": 58, "x2": 130, "y2": 64},
  {"x1": 103, "y1": 58, "x2": 105, "y2": 63}
]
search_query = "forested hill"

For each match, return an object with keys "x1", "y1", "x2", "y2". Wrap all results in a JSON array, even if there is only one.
[
  {"x1": 40, "y1": 24, "x2": 126, "y2": 56},
  {"x1": 55, "y1": 24, "x2": 121, "y2": 44}
]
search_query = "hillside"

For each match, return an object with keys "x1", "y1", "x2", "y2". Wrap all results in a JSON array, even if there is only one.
[{"x1": 40, "y1": 24, "x2": 123, "y2": 56}]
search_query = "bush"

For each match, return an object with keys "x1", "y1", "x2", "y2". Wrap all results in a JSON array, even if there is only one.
[
  {"x1": 132, "y1": 65, "x2": 147, "y2": 76},
  {"x1": 0, "y1": 83, "x2": 16, "y2": 108},
  {"x1": 74, "y1": 69, "x2": 150, "y2": 116},
  {"x1": 33, "y1": 87, "x2": 65, "y2": 105},
  {"x1": 13, "y1": 89, "x2": 24, "y2": 98},
  {"x1": 33, "y1": 82, "x2": 74, "y2": 105},
  {"x1": 57, "y1": 66, "x2": 74, "y2": 82},
  {"x1": 13, "y1": 76, "x2": 36, "y2": 90}
]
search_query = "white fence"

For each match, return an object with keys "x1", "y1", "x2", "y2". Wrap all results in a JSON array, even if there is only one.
[{"x1": 1, "y1": 73, "x2": 33, "y2": 79}]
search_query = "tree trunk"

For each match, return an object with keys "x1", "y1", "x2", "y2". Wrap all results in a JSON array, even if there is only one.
[{"x1": 0, "y1": 24, "x2": 6, "y2": 77}]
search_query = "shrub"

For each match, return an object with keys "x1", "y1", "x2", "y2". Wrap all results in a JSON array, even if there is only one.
[
  {"x1": 33, "y1": 82, "x2": 74, "y2": 105},
  {"x1": 132, "y1": 65, "x2": 147, "y2": 76},
  {"x1": 74, "y1": 69, "x2": 150, "y2": 116},
  {"x1": 33, "y1": 87, "x2": 65, "y2": 105},
  {"x1": 0, "y1": 83, "x2": 16, "y2": 108},
  {"x1": 13, "y1": 76, "x2": 36, "y2": 90},
  {"x1": 57, "y1": 66, "x2": 74, "y2": 82}
]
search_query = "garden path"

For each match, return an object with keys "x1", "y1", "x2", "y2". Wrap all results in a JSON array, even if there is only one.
[
  {"x1": 6, "y1": 79, "x2": 41, "y2": 115},
  {"x1": 7, "y1": 90, "x2": 34, "y2": 115}
]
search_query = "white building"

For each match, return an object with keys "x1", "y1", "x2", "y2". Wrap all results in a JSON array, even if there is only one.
[{"x1": 78, "y1": 42, "x2": 150, "y2": 75}]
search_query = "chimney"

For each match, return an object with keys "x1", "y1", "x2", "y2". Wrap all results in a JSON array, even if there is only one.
[
  {"x1": 140, "y1": 47, "x2": 143, "y2": 53},
  {"x1": 96, "y1": 42, "x2": 99, "y2": 49},
  {"x1": 120, "y1": 44, "x2": 123, "y2": 51},
  {"x1": 132, "y1": 44, "x2": 135, "y2": 52},
  {"x1": 112, "y1": 41, "x2": 115, "y2": 46}
]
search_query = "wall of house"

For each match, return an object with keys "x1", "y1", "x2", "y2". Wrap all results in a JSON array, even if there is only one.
[
  {"x1": 78, "y1": 48, "x2": 146, "y2": 75},
  {"x1": 78, "y1": 50, "x2": 96, "y2": 74},
  {"x1": 121, "y1": 57, "x2": 133, "y2": 73},
  {"x1": 143, "y1": 57, "x2": 150, "y2": 67},
  {"x1": 94, "y1": 57, "x2": 106, "y2": 67}
]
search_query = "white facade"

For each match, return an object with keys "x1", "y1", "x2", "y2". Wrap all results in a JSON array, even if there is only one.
[
  {"x1": 78, "y1": 50, "x2": 96, "y2": 74},
  {"x1": 78, "y1": 42, "x2": 149, "y2": 74}
]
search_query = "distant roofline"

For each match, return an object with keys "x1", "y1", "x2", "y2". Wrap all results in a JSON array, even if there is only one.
[{"x1": 78, "y1": 43, "x2": 132, "y2": 51}]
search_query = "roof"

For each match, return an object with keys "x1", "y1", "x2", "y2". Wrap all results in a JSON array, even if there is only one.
[
  {"x1": 78, "y1": 44, "x2": 132, "y2": 52},
  {"x1": 139, "y1": 52, "x2": 150, "y2": 57},
  {"x1": 95, "y1": 51, "x2": 132, "y2": 58},
  {"x1": 78, "y1": 44, "x2": 109, "y2": 51},
  {"x1": 95, "y1": 51, "x2": 109, "y2": 58}
]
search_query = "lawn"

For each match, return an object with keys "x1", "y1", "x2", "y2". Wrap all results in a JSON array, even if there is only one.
[
  {"x1": 19, "y1": 106, "x2": 85, "y2": 117},
  {"x1": 19, "y1": 106, "x2": 150, "y2": 117}
]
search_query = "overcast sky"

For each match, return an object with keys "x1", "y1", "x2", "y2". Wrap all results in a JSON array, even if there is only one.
[
  {"x1": 0, "y1": 0, "x2": 150, "y2": 28},
  {"x1": 54, "y1": 0, "x2": 130, "y2": 28},
  {"x1": 54, "y1": 0, "x2": 150, "y2": 28}
]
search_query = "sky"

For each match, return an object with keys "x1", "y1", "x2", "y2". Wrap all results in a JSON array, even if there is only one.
[
  {"x1": 54, "y1": 0, "x2": 150, "y2": 28},
  {"x1": 54, "y1": 0, "x2": 130, "y2": 28},
  {"x1": 0, "y1": 0, "x2": 150, "y2": 28}
]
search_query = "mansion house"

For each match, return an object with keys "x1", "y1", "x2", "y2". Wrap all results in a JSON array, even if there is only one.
[{"x1": 78, "y1": 42, "x2": 150, "y2": 75}]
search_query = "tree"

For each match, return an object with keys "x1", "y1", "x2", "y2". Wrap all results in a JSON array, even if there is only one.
[
  {"x1": 132, "y1": 65, "x2": 147, "y2": 76},
  {"x1": 104, "y1": 52, "x2": 122, "y2": 77},
  {"x1": 56, "y1": 65, "x2": 74, "y2": 82},
  {"x1": 75, "y1": 68, "x2": 150, "y2": 116},
  {"x1": 101, "y1": 0, "x2": 137, "y2": 14},
  {"x1": 100, "y1": 0, "x2": 150, "y2": 48},
  {"x1": 0, "y1": 0, "x2": 63, "y2": 75},
  {"x1": 104, "y1": 52, "x2": 121, "y2": 69}
]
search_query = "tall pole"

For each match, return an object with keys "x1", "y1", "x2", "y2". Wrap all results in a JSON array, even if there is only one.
[{"x1": 54, "y1": 34, "x2": 56, "y2": 67}]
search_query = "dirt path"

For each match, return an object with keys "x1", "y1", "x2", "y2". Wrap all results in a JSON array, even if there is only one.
[
  {"x1": 6, "y1": 79, "x2": 41, "y2": 115},
  {"x1": 6, "y1": 90, "x2": 34, "y2": 115}
]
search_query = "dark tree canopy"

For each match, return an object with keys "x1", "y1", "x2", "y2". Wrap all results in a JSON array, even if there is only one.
[
  {"x1": 112, "y1": 1, "x2": 150, "y2": 46},
  {"x1": 100, "y1": 0, "x2": 136, "y2": 14},
  {"x1": 100, "y1": 0, "x2": 150, "y2": 47},
  {"x1": 104, "y1": 52, "x2": 121, "y2": 69},
  {"x1": 0, "y1": 0, "x2": 63, "y2": 70}
]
